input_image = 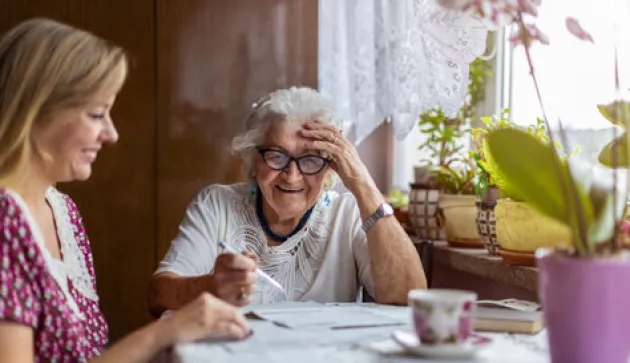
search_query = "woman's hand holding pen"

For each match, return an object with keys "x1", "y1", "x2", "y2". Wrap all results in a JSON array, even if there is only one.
[{"x1": 208, "y1": 252, "x2": 258, "y2": 307}]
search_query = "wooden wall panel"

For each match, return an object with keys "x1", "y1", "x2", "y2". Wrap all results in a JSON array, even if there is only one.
[
  {"x1": 156, "y1": 0, "x2": 318, "y2": 257},
  {"x1": 0, "y1": 0, "x2": 156, "y2": 341}
]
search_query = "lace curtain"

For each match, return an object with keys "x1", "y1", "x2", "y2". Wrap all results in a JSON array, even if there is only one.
[{"x1": 318, "y1": 0, "x2": 491, "y2": 145}]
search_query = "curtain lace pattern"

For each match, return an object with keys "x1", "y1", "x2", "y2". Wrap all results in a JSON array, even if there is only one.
[{"x1": 318, "y1": 0, "x2": 492, "y2": 144}]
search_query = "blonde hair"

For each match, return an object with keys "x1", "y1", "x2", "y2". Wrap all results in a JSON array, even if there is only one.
[
  {"x1": 0, "y1": 18, "x2": 127, "y2": 183},
  {"x1": 231, "y1": 86, "x2": 343, "y2": 186}
]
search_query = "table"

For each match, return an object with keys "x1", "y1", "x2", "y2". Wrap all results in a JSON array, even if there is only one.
[{"x1": 168, "y1": 302, "x2": 549, "y2": 363}]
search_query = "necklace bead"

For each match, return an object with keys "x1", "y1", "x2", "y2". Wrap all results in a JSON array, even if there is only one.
[{"x1": 255, "y1": 188, "x2": 314, "y2": 242}]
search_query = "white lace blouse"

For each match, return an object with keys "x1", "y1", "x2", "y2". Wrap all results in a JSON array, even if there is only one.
[{"x1": 155, "y1": 183, "x2": 375, "y2": 303}]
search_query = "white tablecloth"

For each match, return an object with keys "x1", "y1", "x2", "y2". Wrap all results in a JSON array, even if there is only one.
[{"x1": 168, "y1": 303, "x2": 549, "y2": 363}]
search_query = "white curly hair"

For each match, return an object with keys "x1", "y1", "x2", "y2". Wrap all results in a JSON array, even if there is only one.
[{"x1": 231, "y1": 86, "x2": 343, "y2": 187}]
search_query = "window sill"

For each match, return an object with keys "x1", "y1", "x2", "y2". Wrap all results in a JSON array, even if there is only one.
[{"x1": 412, "y1": 238, "x2": 538, "y2": 294}]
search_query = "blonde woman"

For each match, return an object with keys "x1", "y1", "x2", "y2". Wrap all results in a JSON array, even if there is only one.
[{"x1": 0, "y1": 19, "x2": 250, "y2": 363}]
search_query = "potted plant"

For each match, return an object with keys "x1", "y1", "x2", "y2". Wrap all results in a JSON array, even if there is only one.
[
  {"x1": 409, "y1": 58, "x2": 490, "y2": 243},
  {"x1": 475, "y1": 116, "x2": 575, "y2": 262},
  {"x1": 487, "y1": 120, "x2": 629, "y2": 363},
  {"x1": 598, "y1": 101, "x2": 630, "y2": 248},
  {"x1": 433, "y1": 155, "x2": 482, "y2": 247},
  {"x1": 471, "y1": 109, "x2": 513, "y2": 254},
  {"x1": 438, "y1": 1, "x2": 630, "y2": 361}
]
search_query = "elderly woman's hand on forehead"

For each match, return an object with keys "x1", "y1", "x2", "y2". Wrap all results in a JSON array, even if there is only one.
[{"x1": 299, "y1": 120, "x2": 373, "y2": 194}]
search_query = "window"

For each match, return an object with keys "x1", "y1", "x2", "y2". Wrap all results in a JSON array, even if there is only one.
[
  {"x1": 393, "y1": 0, "x2": 630, "y2": 191},
  {"x1": 504, "y1": 0, "x2": 630, "y2": 163}
]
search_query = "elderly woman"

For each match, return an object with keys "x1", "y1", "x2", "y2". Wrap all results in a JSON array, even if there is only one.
[
  {"x1": 148, "y1": 87, "x2": 426, "y2": 313},
  {"x1": 0, "y1": 18, "x2": 249, "y2": 363}
]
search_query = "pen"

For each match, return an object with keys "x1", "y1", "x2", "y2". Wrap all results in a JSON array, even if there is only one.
[{"x1": 218, "y1": 241, "x2": 287, "y2": 296}]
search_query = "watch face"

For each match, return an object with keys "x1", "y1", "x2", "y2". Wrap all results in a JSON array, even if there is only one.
[{"x1": 382, "y1": 203, "x2": 394, "y2": 215}]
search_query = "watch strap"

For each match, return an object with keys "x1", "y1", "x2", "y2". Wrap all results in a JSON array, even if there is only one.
[{"x1": 362, "y1": 202, "x2": 393, "y2": 233}]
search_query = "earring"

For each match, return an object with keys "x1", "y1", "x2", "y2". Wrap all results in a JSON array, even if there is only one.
[
  {"x1": 323, "y1": 189, "x2": 331, "y2": 206},
  {"x1": 249, "y1": 185, "x2": 256, "y2": 196}
]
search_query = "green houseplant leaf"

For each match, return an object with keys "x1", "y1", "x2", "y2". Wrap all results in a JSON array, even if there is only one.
[
  {"x1": 597, "y1": 101, "x2": 630, "y2": 168},
  {"x1": 567, "y1": 159, "x2": 626, "y2": 251},
  {"x1": 598, "y1": 132, "x2": 628, "y2": 167},
  {"x1": 486, "y1": 129, "x2": 594, "y2": 226},
  {"x1": 597, "y1": 101, "x2": 630, "y2": 126},
  {"x1": 587, "y1": 193, "x2": 619, "y2": 245},
  {"x1": 486, "y1": 129, "x2": 567, "y2": 222},
  {"x1": 480, "y1": 139, "x2": 524, "y2": 200}
]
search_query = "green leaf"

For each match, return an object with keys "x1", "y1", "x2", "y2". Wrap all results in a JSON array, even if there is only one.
[
  {"x1": 586, "y1": 189, "x2": 619, "y2": 246},
  {"x1": 481, "y1": 139, "x2": 524, "y2": 200},
  {"x1": 562, "y1": 164, "x2": 596, "y2": 255},
  {"x1": 598, "y1": 133, "x2": 629, "y2": 167},
  {"x1": 443, "y1": 126, "x2": 455, "y2": 140},
  {"x1": 486, "y1": 129, "x2": 568, "y2": 223},
  {"x1": 597, "y1": 101, "x2": 630, "y2": 127}
]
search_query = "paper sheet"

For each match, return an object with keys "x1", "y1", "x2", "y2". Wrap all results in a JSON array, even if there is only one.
[
  {"x1": 241, "y1": 301, "x2": 325, "y2": 314},
  {"x1": 251, "y1": 305, "x2": 406, "y2": 330}
]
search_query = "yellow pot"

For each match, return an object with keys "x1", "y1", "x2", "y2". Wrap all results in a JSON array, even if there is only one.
[
  {"x1": 495, "y1": 199, "x2": 572, "y2": 253},
  {"x1": 437, "y1": 194, "x2": 481, "y2": 247}
]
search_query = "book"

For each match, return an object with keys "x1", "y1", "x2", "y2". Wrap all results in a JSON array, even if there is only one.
[{"x1": 474, "y1": 306, "x2": 545, "y2": 334}]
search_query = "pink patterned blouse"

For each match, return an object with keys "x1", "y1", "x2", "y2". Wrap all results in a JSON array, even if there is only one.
[{"x1": 0, "y1": 188, "x2": 108, "y2": 362}]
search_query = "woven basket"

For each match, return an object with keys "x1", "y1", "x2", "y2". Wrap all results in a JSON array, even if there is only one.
[{"x1": 408, "y1": 183, "x2": 444, "y2": 241}]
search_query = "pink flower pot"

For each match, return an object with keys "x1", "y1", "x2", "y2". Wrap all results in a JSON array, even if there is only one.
[{"x1": 538, "y1": 250, "x2": 630, "y2": 363}]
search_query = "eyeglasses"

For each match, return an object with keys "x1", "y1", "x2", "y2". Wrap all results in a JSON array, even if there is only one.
[{"x1": 257, "y1": 148, "x2": 330, "y2": 175}]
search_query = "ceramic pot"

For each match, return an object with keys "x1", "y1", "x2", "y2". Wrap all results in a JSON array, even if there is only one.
[
  {"x1": 538, "y1": 249, "x2": 630, "y2": 363},
  {"x1": 436, "y1": 194, "x2": 482, "y2": 248},
  {"x1": 408, "y1": 184, "x2": 444, "y2": 241},
  {"x1": 413, "y1": 166, "x2": 435, "y2": 186},
  {"x1": 494, "y1": 199, "x2": 571, "y2": 253},
  {"x1": 475, "y1": 201, "x2": 499, "y2": 255}
]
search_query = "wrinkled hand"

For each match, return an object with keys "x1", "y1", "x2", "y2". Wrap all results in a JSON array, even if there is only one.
[
  {"x1": 208, "y1": 252, "x2": 258, "y2": 307},
  {"x1": 300, "y1": 120, "x2": 374, "y2": 193},
  {"x1": 165, "y1": 292, "x2": 250, "y2": 344}
]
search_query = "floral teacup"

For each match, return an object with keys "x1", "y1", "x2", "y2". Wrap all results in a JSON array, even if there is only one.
[{"x1": 408, "y1": 289, "x2": 477, "y2": 345}]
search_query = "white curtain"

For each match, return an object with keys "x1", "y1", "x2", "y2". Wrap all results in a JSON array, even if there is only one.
[{"x1": 318, "y1": 0, "x2": 491, "y2": 146}]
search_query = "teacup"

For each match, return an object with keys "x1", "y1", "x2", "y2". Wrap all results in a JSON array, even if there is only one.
[{"x1": 408, "y1": 289, "x2": 477, "y2": 345}]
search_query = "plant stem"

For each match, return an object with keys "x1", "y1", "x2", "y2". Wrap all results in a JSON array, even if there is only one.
[
  {"x1": 612, "y1": 23, "x2": 623, "y2": 253},
  {"x1": 516, "y1": 14, "x2": 589, "y2": 255}
]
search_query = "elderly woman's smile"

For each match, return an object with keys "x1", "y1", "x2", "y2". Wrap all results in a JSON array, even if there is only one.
[
  {"x1": 275, "y1": 185, "x2": 304, "y2": 193},
  {"x1": 255, "y1": 121, "x2": 328, "y2": 223}
]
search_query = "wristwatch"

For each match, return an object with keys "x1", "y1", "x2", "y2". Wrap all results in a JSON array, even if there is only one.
[{"x1": 362, "y1": 202, "x2": 394, "y2": 232}]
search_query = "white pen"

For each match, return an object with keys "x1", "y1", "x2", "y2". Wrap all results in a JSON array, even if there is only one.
[{"x1": 218, "y1": 241, "x2": 287, "y2": 296}]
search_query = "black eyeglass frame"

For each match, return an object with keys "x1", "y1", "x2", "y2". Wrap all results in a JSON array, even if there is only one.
[{"x1": 257, "y1": 148, "x2": 331, "y2": 175}]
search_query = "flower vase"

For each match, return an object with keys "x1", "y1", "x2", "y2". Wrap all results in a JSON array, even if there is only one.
[{"x1": 537, "y1": 249, "x2": 630, "y2": 363}]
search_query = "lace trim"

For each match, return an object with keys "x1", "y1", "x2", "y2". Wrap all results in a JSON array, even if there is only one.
[
  {"x1": 6, "y1": 190, "x2": 85, "y2": 319},
  {"x1": 47, "y1": 188, "x2": 99, "y2": 302},
  {"x1": 221, "y1": 186, "x2": 333, "y2": 303}
]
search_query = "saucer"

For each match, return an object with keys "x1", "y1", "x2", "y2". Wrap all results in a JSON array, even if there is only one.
[{"x1": 392, "y1": 330, "x2": 492, "y2": 359}]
